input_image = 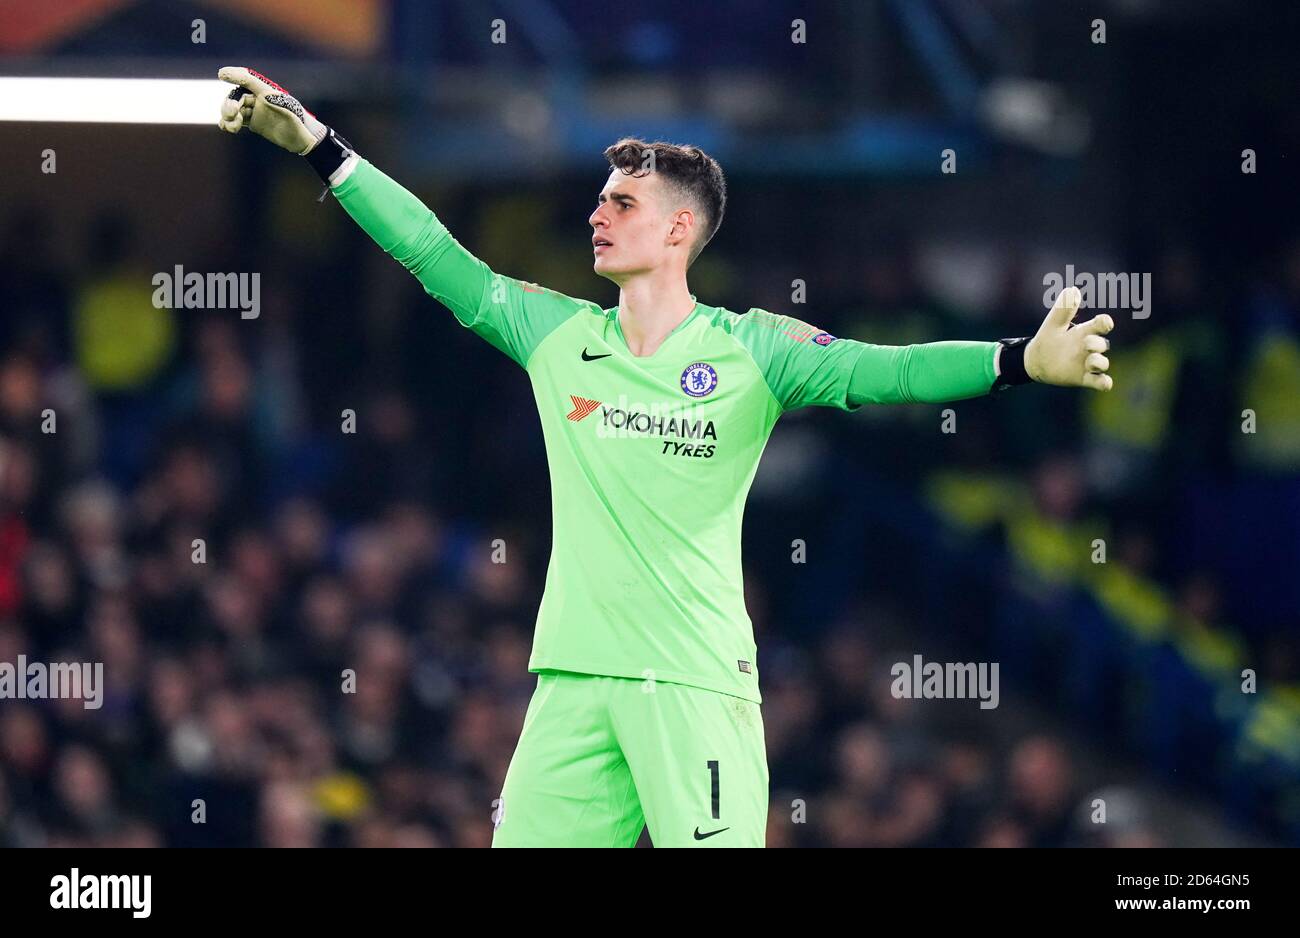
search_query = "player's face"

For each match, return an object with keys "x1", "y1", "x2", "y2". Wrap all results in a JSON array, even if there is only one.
[{"x1": 589, "y1": 170, "x2": 684, "y2": 281}]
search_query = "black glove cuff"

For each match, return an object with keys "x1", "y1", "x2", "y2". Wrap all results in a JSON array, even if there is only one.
[
  {"x1": 992, "y1": 336, "x2": 1032, "y2": 389},
  {"x1": 306, "y1": 128, "x2": 356, "y2": 195}
]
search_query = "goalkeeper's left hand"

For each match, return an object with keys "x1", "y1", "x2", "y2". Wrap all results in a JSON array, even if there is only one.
[
  {"x1": 217, "y1": 66, "x2": 327, "y2": 155},
  {"x1": 1024, "y1": 286, "x2": 1114, "y2": 390}
]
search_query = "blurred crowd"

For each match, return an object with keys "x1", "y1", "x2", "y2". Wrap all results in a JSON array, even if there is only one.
[{"x1": 0, "y1": 180, "x2": 1296, "y2": 847}]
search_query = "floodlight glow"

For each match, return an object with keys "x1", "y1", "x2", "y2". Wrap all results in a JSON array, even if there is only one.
[{"x1": 0, "y1": 78, "x2": 227, "y2": 124}]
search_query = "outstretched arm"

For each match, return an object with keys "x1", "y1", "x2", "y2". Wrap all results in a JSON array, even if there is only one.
[
  {"x1": 215, "y1": 66, "x2": 589, "y2": 369},
  {"x1": 735, "y1": 286, "x2": 1114, "y2": 413},
  {"x1": 844, "y1": 285, "x2": 1115, "y2": 405}
]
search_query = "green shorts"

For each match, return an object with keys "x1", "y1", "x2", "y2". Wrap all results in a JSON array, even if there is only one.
[{"x1": 491, "y1": 670, "x2": 769, "y2": 848}]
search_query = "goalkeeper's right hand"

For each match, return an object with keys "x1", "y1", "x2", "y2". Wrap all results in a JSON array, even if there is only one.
[{"x1": 217, "y1": 66, "x2": 328, "y2": 155}]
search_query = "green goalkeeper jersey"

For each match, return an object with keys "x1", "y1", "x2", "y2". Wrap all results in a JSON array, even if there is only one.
[{"x1": 332, "y1": 158, "x2": 1000, "y2": 703}]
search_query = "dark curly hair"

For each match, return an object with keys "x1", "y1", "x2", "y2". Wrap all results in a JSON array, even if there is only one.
[{"x1": 603, "y1": 138, "x2": 727, "y2": 266}]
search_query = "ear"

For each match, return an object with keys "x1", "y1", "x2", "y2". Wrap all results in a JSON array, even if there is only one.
[{"x1": 668, "y1": 207, "x2": 695, "y2": 247}]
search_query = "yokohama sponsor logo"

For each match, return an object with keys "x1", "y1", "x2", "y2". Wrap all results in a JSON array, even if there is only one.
[
  {"x1": 566, "y1": 395, "x2": 601, "y2": 421},
  {"x1": 567, "y1": 393, "x2": 720, "y2": 443},
  {"x1": 599, "y1": 405, "x2": 717, "y2": 441}
]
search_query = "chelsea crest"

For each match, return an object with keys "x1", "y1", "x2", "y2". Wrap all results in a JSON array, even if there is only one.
[{"x1": 680, "y1": 362, "x2": 718, "y2": 398}]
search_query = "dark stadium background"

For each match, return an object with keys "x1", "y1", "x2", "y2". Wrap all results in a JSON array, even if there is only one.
[{"x1": 0, "y1": 0, "x2": 1298, "y2": 848}]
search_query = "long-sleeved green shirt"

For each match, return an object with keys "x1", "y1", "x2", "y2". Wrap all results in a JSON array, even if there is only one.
[{"x1": 332, "y1": 157, "x2": 999, "y2": 702}]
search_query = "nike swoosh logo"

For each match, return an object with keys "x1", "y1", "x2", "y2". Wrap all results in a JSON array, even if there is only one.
[
  {"x1": 581, "y1": 348, "x2": 612, "y2": 361},
  {"x1": 693, "y1": 826, "x2": 729, "y2": 841}
]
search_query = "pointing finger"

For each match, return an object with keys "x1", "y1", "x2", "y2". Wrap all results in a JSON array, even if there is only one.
[{"x1": 218, "y1": 66, "x2": 250, "y2": 89}]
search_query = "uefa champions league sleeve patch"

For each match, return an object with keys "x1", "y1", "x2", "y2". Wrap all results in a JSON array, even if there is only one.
[{"x1": 680, "y1": 362, "x2": 719, "y2": 397}]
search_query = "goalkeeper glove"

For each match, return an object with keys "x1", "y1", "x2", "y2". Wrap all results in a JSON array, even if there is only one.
[
  {"x1": 996, "y1": 287, "x2": 1114, "y2": 391},
  {"x1": 217, "y1": 66, "x2": 327, "y2": 154},
  {"x1": 217, "y1": 66, "x2": 358, "y2": 198}
]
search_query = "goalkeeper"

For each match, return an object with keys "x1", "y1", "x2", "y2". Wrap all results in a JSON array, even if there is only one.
[{"x1": 218, "y1": 67, "x2": 1115, "y2": 848}]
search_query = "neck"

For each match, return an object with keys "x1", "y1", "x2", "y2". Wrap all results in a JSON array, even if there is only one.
[{"x1": 616, "y1": 270, "x2": 696, "y2": 357}]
